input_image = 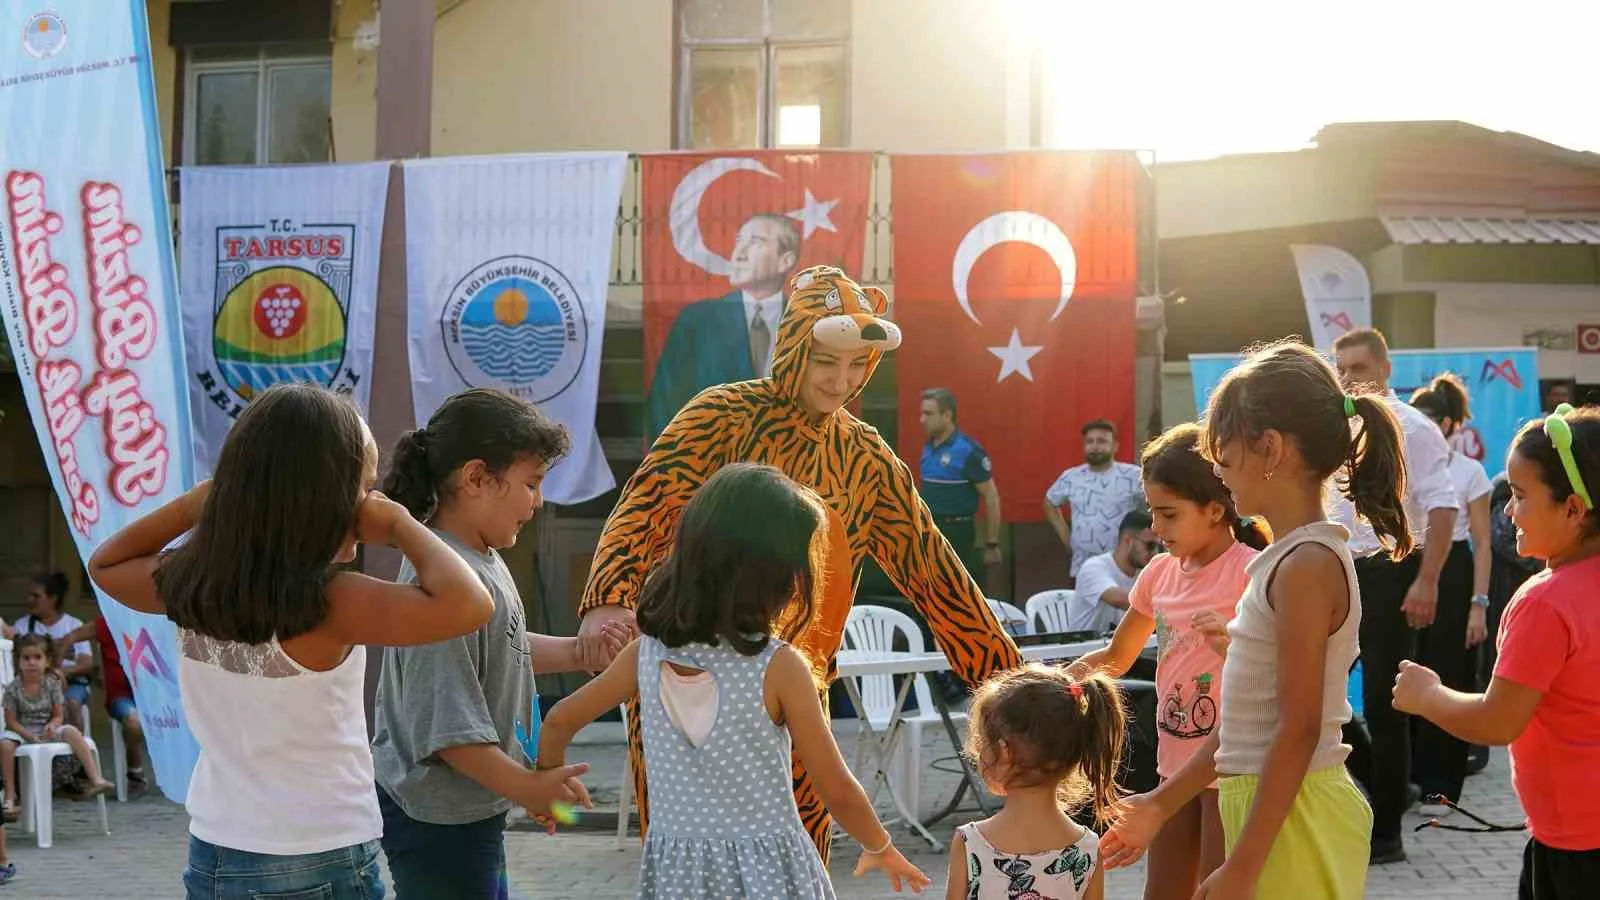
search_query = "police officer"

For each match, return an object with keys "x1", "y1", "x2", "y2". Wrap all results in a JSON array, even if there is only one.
[{"x1": 917, "y1": 387, "x2": 1002, "y2": 590}]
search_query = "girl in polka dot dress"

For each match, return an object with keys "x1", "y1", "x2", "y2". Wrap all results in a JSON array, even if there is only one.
[
  {"x1": 539, "y1": 463, "x2": 931, "y2": 898},
  {"x1": 948, "y1": 666, "x2": 1127, "y2": 900}
]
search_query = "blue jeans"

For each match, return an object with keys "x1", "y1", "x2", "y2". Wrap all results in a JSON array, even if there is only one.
[
  {"x1": 378, "y1": 787, "x2": 507, "y2": 900},
  {"x1": 183, "y1": 835, "x2": 385, "y2": 899}
]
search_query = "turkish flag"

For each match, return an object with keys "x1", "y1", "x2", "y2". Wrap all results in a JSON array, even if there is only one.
[
  {"x1": 892, "y1": 152, "x2": 1141, "y2": 523},
  {"x1": 640, "y1": 152, "x2": 872, "y2": 436}
]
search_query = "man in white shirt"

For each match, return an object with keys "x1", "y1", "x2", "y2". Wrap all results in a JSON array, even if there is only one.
[
  {"x1": 1330, "y1": 328, "x2": 1460, "y2": 865},
  {"x1": 1044, "y1": 419, "x2": 1146, "y2": 582},
  {"x1": 645, "y1": 214, "x2": 800, "y2": 436},
  {"x1": 1066, "y1": 511, "x2": 1158, "y2": 634}
]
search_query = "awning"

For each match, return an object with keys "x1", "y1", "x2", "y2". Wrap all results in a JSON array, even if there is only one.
[{"x1": 1383, "y1": 216, "x2": 1600, "y2": 245}]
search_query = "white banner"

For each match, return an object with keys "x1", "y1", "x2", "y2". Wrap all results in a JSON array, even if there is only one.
[
  {"x1": 179, "y1": 163, "x2": 389, "y2": 476},
  {"x1": 403, "y1": 153, "x2": 625, "y2": 504},
  {"x1": 1290, "y1": 244, "x2": 1372, "y2": 352}
]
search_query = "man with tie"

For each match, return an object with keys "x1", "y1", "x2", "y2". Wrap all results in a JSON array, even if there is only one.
[{"x1": 646, "y1": 213, "x2": 801, "y2": 437}]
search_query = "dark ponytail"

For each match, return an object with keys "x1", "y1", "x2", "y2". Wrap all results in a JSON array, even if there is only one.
[
  {"x1": 966, "y1": 665, "x2": 1127, "y2": 827},
  {"x1": 1203, "y1": 339, "x2": 1411, "y2": 560},
  {"x1": 380, "y1": 389, "x2": 572, "y2": 522},
  {"x1": 1141, "y1": 423, "x2": 1268, "y2": 551},
  {"x1": 1410, "y1": 372, "x2": 1471, "y2": 436},
  {"x1": 1343, "y1": 394, "x2": 1412, "y2": 559}
]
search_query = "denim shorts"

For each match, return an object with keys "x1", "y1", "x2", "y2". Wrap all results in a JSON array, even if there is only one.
[
  {"x1": 107, "y1": 696, "x2": 137, "y2": 722},
  {"x1": 183, "y1": 835, "x2": 385, "y2": 900},
  {"x1": 64, "y1": 680, "x2": 91, "y2": 706}
]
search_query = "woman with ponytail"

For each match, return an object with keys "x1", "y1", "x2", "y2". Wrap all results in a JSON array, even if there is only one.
[
  {"x1": 1104, "y1": 339, "x2": 1408, "y2": 899},
  {"x1": 1067, "y1": 423, "x2": 1262, "y2": 900},
  {"x1": 1408, "y1": 373, "x2": 1493, "y2": 815},
  {"x1": 369, "y1": 389, "x2": 612, "y2": 899}
]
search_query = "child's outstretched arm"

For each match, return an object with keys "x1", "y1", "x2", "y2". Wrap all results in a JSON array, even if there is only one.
[
  {"x1": 88, "y1": 481, "x2": 211, "y2": 613},
  {"x1": 772, "y1": 646, "x2": 931, "y2": 894},
  {"x1": 1102, "y1": 731, "x2": 1218, "y2": 869},
  {"x1": 538, "y1": 640, "x2": 641, "y2": 768},
  {"x1": 1393, "y1": 666, "x2": 1542, "y2": 746},
  {"x1": 527, "y1": 627, "x2": 634, "y2": 675},
  {"x1": 1194, "y1": 544, "x2": 1345, "y2": 898},
  {"x1": 1066, "y1": 609, "x2": 1155, "y2": 681}
]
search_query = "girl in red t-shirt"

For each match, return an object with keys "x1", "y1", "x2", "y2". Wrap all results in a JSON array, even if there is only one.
[{"x1": 1395, "y1": 404, "x2": 1600, "y2": 899}]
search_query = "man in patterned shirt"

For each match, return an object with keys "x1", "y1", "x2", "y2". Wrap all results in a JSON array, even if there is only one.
[{"x1": 1043, "y1": 419, "x2": 1145, "y2": 583}]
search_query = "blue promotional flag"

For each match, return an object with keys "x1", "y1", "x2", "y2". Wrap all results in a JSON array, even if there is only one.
[{"x1": 0, "y1": 1, "x2": 200, "y2": 801}]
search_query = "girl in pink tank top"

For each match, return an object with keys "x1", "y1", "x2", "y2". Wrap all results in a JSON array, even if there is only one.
[{"x1": 1069, "y1": 424, "x2": 1265, "y2": 900}]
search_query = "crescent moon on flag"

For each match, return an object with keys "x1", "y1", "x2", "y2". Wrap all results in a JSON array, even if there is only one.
[
  {"x1": 951, "y1": 211, "x2": 1078, "y2": 325},
  {"x1": 670, "y1": 157, "x2": 781, "y2": 276}
]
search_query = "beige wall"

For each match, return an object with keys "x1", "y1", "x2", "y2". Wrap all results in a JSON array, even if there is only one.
[
  {"x1": 1433, "y1": 284, "x2": 1600, "y2": 382},
  {"x1": 432, "y1": 0, "x2": 673, "y2": 155},
  {"x1": 1158, "y1": 150, "x2": 1377, "y2": 240},
  {"x1": 849, "y1": 0, "x2": 1010, "y2": 151},
  {"x1": 147, "y1": 0, "x2": 176, "y2": 167},
  {"x1": 331, "y1": 0, "x2": 380, "y2": 162}
]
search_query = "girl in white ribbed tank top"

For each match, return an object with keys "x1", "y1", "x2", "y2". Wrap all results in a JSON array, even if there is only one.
[
  {"x1": 87, "y1": 384, "x2": 497, "y2": 900},
  {"x1": 1102, "y1": 340, "x2": 1414, "y2": 900}
]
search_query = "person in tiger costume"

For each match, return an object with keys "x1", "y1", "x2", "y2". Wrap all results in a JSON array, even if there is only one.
[{"x1": 576, "y1": 264, "x2": 1024, "y2": 860}]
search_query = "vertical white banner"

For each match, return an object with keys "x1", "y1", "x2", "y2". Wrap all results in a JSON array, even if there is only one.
[
  {"x1": 403, "y1": 153, "x2": 626, "y2": 504},
  {"x1": 1290, "y1": 244, "x2": 1372, "y2": 352},
  {"x1": 179, "y1": 163, "x2": 390, "y2": 477}
]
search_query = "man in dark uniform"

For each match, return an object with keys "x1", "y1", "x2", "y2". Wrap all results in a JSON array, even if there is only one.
[{"x1": 917, "y1": 387, "x2": 1002, "y2": 592}]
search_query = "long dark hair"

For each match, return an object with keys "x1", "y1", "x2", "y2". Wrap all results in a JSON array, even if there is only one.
[
  {"x1": 27, "y1": 571, "x2": 68, "y2": 616},
  {"x1": 966, "y1": 666, "x2": 1126, "y2": 826},
  {"x1": 1203, "y1": 340, "x2": 1412, "y2": 559},
  {"x1": 1511, "y1": 405, "x2": 1600, "y2": 539},
  {"x1": 156, "y1": 383, "x2": 369, "y2": 644},
  {"x1": 383, "y1": 389, "x2": 571, "y2": 521},
  {"x1": 1410, "y1": 373, "x2": 1471, "y2": 438},
  {"x1": 1141, "y1": 423, "x2": 1269, "y2": 550},
  {"x1": 636, "y1": 463, "x2": 826, "y2": 656}
]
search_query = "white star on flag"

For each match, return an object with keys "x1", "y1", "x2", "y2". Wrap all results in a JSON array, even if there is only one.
[
  {"x1": 786, "y1": 189, "x2": 839, "y2": 239},
  {"x1": 988, "y1": 328, "x2": 1044, "y2": 382}
]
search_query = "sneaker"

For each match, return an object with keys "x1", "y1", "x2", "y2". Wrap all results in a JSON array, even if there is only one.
[
  {"x1": 1419, "y1": 803, "x2": 1454, "y2": 818},
  {"x1": 1370, "y1": 838, "x2": 1407, "y2": 865},
  {"x1": 0, "y1": 862, "x2": 15, "y2": 885}
]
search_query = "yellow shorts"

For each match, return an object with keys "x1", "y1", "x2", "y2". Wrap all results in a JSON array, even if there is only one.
[{"x1": 1218, "y1": 764, "x2": 1372, "y2": 899}]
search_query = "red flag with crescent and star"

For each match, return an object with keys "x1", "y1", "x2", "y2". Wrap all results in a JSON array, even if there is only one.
[
  {"x1": 640, "y1": 151, "x2": 873, "y2": 439},
  {"x1": 891, "y1": 151, "x2": 1142, "y2": 523}
]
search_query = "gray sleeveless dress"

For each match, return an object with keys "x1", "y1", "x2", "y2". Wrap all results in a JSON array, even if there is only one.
[{"x1": 636, "y1": 635, "x2": 835, "y2": 899}]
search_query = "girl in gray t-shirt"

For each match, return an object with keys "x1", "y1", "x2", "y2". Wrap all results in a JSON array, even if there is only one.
[
  {"x1": 1, "y1": 635, "x2": 115, "y2": 815},
  {"x1": 371, "y1": 390, "x2": 605, "y2": 900}
]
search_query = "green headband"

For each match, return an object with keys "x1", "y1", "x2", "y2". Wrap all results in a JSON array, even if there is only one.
[{"x1": 1545, "y1": 403, "x2": 1594, "y2": 511}]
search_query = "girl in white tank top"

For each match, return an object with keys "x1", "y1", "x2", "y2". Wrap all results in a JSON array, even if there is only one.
[
  {"x1": 88, "y1": 383, "x2": 496, "y2": 899},
  {"x1": 1101, "y1": 339, "x2": 1415, "y2": 900}
]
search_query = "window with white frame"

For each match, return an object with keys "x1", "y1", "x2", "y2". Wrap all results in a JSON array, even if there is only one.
[
  {"x1": 185, "y1": 49, "x2": 332, "y2": 166},
  {"x1": 679, "y1": 0, "x2": 850, "y2": 150}
]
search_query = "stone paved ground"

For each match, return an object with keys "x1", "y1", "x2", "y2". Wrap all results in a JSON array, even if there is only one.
[{"x1": 11, "y1": 726, "x2": 1526, "y2": 898}]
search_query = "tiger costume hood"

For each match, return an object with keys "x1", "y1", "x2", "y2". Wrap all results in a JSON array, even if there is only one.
[{"x1": 768, "y1": 265, "x2": 902, "y2": 411}]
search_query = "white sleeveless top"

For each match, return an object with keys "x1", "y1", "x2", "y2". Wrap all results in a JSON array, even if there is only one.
[
  {"x1": 178, "y1": 629, "x2": 381, "y2": 855},
  {"x1": 1214, "y1": 522, "x2": 1361, "y2": 776}
]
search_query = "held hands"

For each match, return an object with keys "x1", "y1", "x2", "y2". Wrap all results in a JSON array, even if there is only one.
[
  {"x1": 1100, "y1": 792, "x2": 1167, "y2": 870},
  {"x1": 1191, "y1": 610, "x2": 1231, "y2": 656},
  {"x1": 1401, "y1": 575, "x2": 1439, "y2": 630},
  {"x1": 1391, "y1": 659, "x2": 1442, "y2": 715},
  {"x1": 576, "y1": 606, "x2": 638, "y2": 672},
  {"x1": 519, "y1": 763, "x2": 593, "y2": 821},
  {"x1": 354, "y1": 491, "x2": 411, "y2": 548},
  {"x1": 852, "y1": 843, "x2": 931, "y2": 894}
]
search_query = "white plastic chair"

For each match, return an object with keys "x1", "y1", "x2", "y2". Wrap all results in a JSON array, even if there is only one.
[
  {"x1": 986, "y1": 599, "x2": 1031, "y2": 636},
  {"x1": 1025, "y1": 590, "x2": 1076, "y2": 634},
  {"x1": 0, "y1": 638, "x2": 13, "y2": 687},
  {"x1": 110, "y1": 716, "x2": 142, "y2": 803},
  {"x1": 841, "y1": 605, "x2": 966, "y2": 818},
  {"x1": 16, "y1": 708, "x2": 110, "y2": 848},
  {"x1": 616, "y1": 703, "x2": 632, "y2": 848}
]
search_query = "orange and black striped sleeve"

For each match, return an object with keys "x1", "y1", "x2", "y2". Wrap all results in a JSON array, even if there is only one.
[
  {"x1": 578, "y1": 388, "x2": 735, "y2": 616},
  {"x1": 861, "y1": 430, "x2": 1023, "y2": 686}
]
